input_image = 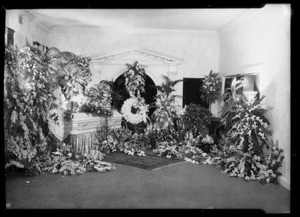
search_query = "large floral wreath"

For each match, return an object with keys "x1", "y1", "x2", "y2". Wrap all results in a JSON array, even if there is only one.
[{"x1": 121, "y1": 97, "x2": 149, "y2": 125}]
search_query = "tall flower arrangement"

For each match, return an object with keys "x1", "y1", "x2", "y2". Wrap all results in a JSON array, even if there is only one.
[
  {"x1": 230, "y1": 97, "x2": 272, "y2": 155},
  {"x1": 4, "y1": 44, "x2": 91, "y2": 175},
  {"x1": 201, "y1": 70, "x2": 222, "y2": 104},
  {"x1": 121, "y1": 61, "x2": 149, "y2": 126},
  {"x1": 4, "y1": 44, "x2": 56, "y2": 175},
  {"x1": 215, "y1": 78, "x2": 284, "y2": 183},
  {"x1": 124, "y1": 61, "x2": 146, "y2": 98}
]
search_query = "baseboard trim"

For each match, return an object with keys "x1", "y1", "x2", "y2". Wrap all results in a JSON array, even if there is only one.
[{"x1": 278, "y1": 176, "x2": 290, "y2": 190}]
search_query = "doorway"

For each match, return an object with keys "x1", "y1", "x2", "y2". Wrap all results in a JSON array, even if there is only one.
[{"x1": 182, "y1": 78, "x2": 209, "y2": 109}]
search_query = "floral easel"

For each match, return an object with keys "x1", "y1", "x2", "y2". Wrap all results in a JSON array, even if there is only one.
[{"x1": 201, "y1": 70, "x2": 222, "y2": 112}]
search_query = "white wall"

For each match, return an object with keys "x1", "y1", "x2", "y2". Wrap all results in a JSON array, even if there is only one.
[
  {"x1": 219, "y1": 4, "x2": 291, "y2": 189},
  {"x1": 47, "y1": 30, "x2": 219, "y2": 79},
  {"x1": 5, "y1": 10, "x2": 50, "y2": 47}
]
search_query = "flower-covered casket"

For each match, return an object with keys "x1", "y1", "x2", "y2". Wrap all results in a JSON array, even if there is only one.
[{"x1": 69, "y1": 110, "x2": 122, "y2": 155}]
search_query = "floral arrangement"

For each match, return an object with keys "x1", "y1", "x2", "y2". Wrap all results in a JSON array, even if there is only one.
[
  {"x1": 95, "y1": 125, "x2": 147, "y2": 156},
  {"x1": 154, "y1": 141, "x2": 182, "y2": 159},
  {"x1": 198, "y1": 133, "x2": 215, "y2": 153},
  {"x1": 180, "y1": 103, "x2": 212, "y2": 137},
  {"x1": 201, "y1": 134, "x2": 214, "y2": 144},
  {"x1": 4, "y1": 43, "x2": 92, "y2": 176},
  {"x1": 48, "y1": 48, "x2": 92, "y2": 101},
  {"x1": 79, "y1": 80, "x2": 113, "y2": 116},
  {"x1": 4, "y1": 44, "x2": 55, "y2": 176},
  {"x1": 42, "y1": 143, "x2": 116, "y2": 176},
  {"x1": 201, "y1": 70, "x2": 222, "y2": 104},
  {"x1": 121, "y1": 149, "x2": 146, "y2": 157},
  {"x1": 121, "y1": 97, "x2": 149, "y2": 125},
  {"x1": 95, "y1": 126, "x2": 129, "y2": 153},
  {"x1": 229, "y1": 97, "x2": 272, "y2": 155},
  {"x1": 212, "y1": 135, "x2": 284, "y2": 183},
  {"x1": 153, "y1": 135, "x2": 213, "y2": 165},
  {"x1": 124, "y1": 61, "x2": 146, "y2": 98},
  {"x1": 212, "y1": 77, "x2": 284, "y2": 183}
]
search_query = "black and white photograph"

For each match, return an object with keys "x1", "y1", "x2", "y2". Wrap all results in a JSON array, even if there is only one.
[{"x1": 3, "y1": 5, "x2": 291, "y2": 213}]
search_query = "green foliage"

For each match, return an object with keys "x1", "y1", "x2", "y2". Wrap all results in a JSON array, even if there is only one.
[
  {"x1": 101, "y1": 79, "x2": 125, "y2": 110},
  {"x1": 95, "y1": 125, "x2": 148, "y2": 154},
  {"x1": 214, "y1": 77, "x2": 283, "y2": 183},
  {"x1": 124, "y1": 61, "x2": 146, "y2": 98},
  {"x1": 151, "y1": 75, "x2": 182, "y2": 132},
  {"x1": 212, "y1": 135, "x2": 284, "y2": 183},
  {"x1": 201, "y1": 70, "x2": 222, "y2": 104},
  {"x1": 48, "y1": 49, "x2": 92, "y2": 101},
  {"x1": 181, "y1": 103, "x2": 212, "y2": 137},
  {"x1": 219, "y1": 77, "x2": 248, "y2": 131},
  {"x1": 229, "y1": 98, "x2": 272, "y2": 156},
  {"x1": 95, "y1": 126, "x2": 132, "y2": 153},
  {"x1": 42, "y1": 143, "x2": 116, "y2": 175},
  {"x1": 80, "y1": 81, "x2": 113, "y2": 116},
  {"x1": 4, "y1": 44, "x2": 91, "y2": 176},
  {"x1": 5, "y1": 44, "x2": 55, "y2": 175},
  {"x1": 156, "y1": 75, "x2": 183, "y2": 98}
]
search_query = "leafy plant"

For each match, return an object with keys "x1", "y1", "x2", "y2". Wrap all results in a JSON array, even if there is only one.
[
  {"x1": 181, "y1": 103, "x2": 212, "y2": 137},
  {"x1": 101, "y1": 79, "x2": 125, "y2": 110},
  {"x1": 4, "y1": 44, "x2": 56, "y2": 176},
  {"x1": 211, "y1": 135, "x2": 284, "y2": 183},
  {"x1": 229, "y1": 97, "x2": 272, "y2": 155},
  {"x1": 80, "y1": 80, "x2": 113, "y2": 116},
  {"x1": 4, "y1": 43, "x2": 92, "y2": 176},
  {"x1": 151, "y1": 75, "x2": 182, "y2": 132},
  {"x1": 42, "y1": 143, "x2": 116, "y2": 176},
  {"x1": 219, "y1": 77, "x2": 248, "y2": 132},
  {"x1": 48, "y1": 49, "x2": 92, "y2": 101}
]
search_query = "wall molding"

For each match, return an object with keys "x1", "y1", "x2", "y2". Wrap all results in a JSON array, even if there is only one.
[
  {"x1": 23, "y1": 10, "x2": 51, "y2": 33},
  {"x1": 49, "y1": 26, "x2": 219, "y2": 36},
  {"x1": 90, "y1": 47, "x2": 184, "y2": 64},
  {"x1": 219, "y1": 8, "x2": 264, "y2": 35}
]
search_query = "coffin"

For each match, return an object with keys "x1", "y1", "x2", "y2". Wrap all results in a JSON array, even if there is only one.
[
  {"x1": 69, "y1": 110, "x2": 123, "y2": 155},
  {"x1": 70, "y1": 110, "x2": 122, "y2": 135}
]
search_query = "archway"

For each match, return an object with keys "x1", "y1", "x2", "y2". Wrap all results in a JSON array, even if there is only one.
[{"x1": 112, "y1": 73, "x2": 157, "y2": 120}]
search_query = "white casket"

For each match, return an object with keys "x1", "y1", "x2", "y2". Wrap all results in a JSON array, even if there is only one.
[{"x1": 69, "y1": 110, "x2": 122, "y2": 155}]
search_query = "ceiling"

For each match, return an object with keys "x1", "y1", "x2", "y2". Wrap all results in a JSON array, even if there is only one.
[{"x1": 28, "y1": 9, "x2": 251, "y2": 32}]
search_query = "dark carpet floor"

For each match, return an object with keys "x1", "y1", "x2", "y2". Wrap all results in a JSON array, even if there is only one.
[
  {"x1": 5, "y1": 162, "x2": 290, "y2": 213},
  {"x1": 103, "y1": 150, "x2": 183, "y2": 170}
]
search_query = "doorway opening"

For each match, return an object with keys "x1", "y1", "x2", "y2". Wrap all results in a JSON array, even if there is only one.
[{"x1": 183, "y1": 78, "x2": 209, "y2": 109}]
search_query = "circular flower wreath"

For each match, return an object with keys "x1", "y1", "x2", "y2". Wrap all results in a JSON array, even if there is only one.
[
  {"x1": 201, "y1": 70, "x2": 222, "y2": 104},
  {"x1": 121, "y1": 97, "x2": 149, "y2": 125}
]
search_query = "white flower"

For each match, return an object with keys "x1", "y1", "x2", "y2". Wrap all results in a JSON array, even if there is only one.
[{"x1": 121, "y1": 97, "x2": 148, "y2": 125}]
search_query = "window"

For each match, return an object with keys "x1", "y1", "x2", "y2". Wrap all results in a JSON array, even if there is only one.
[
  {"x1": 5, "y1": 27, "x2": 15, "y2": 47},
  {"x1": 222, "y1": 73, "x2": 260, "y2": 103}
]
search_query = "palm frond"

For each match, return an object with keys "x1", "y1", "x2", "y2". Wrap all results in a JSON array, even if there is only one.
[{"x1": 172, "y1": 79, "x2": 183, "y2": 86}]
